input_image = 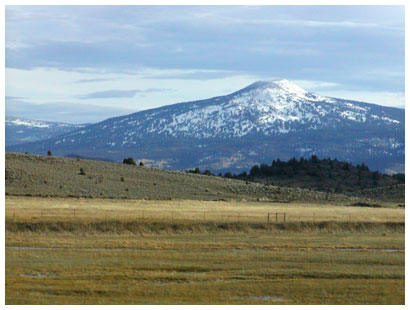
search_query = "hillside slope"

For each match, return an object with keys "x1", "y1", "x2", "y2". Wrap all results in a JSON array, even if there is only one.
[{"x1": 5, "y1": 152, "x2": 376, "y2": 203}]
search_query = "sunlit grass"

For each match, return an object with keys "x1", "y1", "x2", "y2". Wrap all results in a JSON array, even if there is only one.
[{"x1": 5, "y1": 196, "x2": 404, "y2": 223}]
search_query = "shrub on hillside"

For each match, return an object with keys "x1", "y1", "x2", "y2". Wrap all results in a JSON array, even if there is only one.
[{"x1": 123, "y1": 157, "x2": 136, "y2": 165}]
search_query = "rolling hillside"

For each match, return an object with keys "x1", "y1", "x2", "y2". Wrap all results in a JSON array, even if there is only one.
[{"x1": 6, "y1": 153, "x2": 404, "y2": 203}]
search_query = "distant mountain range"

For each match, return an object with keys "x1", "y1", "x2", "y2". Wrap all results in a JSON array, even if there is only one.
[
  {"x1": 6, "y1": 116, "x2": 88, "y2": 146},
  {"x1": 6, "y1": 80, "x2": 405, "y2": 173}
]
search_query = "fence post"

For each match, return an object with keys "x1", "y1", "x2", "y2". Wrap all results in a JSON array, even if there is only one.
[
  {"x1": 284, "y1": 213, "x2": 286, "y2": 223},
  {"x1": 276, "y1": 213, "x2": 278, "y2": 223},
  {"x1": 267, "y1": 213, "x2": 270, "y2": 223}
]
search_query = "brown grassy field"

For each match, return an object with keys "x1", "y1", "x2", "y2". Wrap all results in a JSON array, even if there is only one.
[
  {"x1": 5, "y1": 196, "x2": 404, "y2": 223},
  {"x1": 5, "y1": 196, "x2": 405, "y2": 305}
]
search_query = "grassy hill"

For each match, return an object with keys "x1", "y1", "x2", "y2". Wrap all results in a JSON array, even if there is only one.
[{"x1": 6, "y1": 153, "x2": 404, "y2": 203}]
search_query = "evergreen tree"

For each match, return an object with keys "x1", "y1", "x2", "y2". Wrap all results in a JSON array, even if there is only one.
[
  {"x1": 203, "y1": 169, "x2": 212, "y2": 176},
  {"x1": 249, "y1": 165, "x2": 260, "y2": 176}
]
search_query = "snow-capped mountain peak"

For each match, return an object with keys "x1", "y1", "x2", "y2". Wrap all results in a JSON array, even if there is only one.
[
  {"x1": 234, "y1": 79, "x2": 325, "y2": 104},
  {"x1": 243, "y1": 79, "x2": 308, "y2": 95}
]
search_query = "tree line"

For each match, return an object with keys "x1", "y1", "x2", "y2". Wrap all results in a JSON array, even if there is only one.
[{"x1": 187, "y1": 155, "x2": 404, "y2": 193}]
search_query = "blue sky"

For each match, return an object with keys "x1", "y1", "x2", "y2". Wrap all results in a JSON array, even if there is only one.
[{"x1": 5, "y1": 5, "x2": 405, "y2": 123}]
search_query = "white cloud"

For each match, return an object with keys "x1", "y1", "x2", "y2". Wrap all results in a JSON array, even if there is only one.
[
  {"x1": 292, "y1": 80, "x2": 341, "y2": 90},
  {"x1": 319, "y1": 90, "x2": 405, "y2": 109},
  {"x1": 5, "y1": 99, "x2": 136, "y2": 124},
  {"x1": 5, "y1": 40, "x2": 32, "y2": 49},
  {"x1": 225, "y1": 18, "x2": 384, "y2": 29},
  {"x1": 5, "y1": 67, "x2": 258, "y2": 120}
]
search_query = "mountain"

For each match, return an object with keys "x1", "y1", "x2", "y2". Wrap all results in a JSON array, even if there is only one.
[
  {"x1": 5, "y1": 116, "x2": 88, "y2": 146},
  {"x1": 6, "y1": 80, "x2": 405, "y2": 173}
]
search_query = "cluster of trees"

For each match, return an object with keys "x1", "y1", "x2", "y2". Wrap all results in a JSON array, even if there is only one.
[
  {"x1": 216, "y1": 155, "x2": 378, "y2": 180},
  {"x1": 186, "y1": 167, "x2": 235, "y2": 179},
  {"x1": 187, "y1": 155, "x2": 404, "y2": 193},
  {"x1": 244, "y1": 155, "x2": 374, "y2": 179},
  {"x1": 123, "y1": 157, "x2": 144, "y2": 166}
]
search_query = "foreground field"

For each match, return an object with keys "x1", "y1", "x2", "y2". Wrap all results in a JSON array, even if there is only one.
[{"x1": 5, "y1": 197, "x2": 405, "y2": 305}]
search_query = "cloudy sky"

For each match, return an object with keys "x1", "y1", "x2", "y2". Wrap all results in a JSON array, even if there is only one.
[{"x1": 5, "y1": 5, "x2": 405, "y2": 124}]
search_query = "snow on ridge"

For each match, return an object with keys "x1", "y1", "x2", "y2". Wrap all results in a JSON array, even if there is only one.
[
  {"x1": 7, "y1": 118, "x2": 51, "y2": 128},
  {"x1": 6, "y1": 116, "x2": 84, "y2": 129}
]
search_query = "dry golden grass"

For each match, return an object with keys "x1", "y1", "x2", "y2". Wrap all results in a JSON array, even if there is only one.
[
  {"x1": 5, "y1": 196, "x2": 404, "y2": 223},
  {"x1": 5, "y1": 196, "x2": 405, "y2": 305}
]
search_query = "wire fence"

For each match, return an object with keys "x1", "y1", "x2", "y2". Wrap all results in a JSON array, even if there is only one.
[{"x1": 5, "y1": 207, "x2": 404, "y2": 224}]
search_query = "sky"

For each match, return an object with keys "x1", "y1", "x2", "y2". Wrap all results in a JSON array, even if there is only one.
[{"x1": 5, "y1": 5, "x2": 405, "y2": 124}]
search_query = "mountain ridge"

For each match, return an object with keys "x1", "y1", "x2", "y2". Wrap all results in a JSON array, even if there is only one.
[{"x1": 5, "y1": 116, "x2": 89, "y2": 146}]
